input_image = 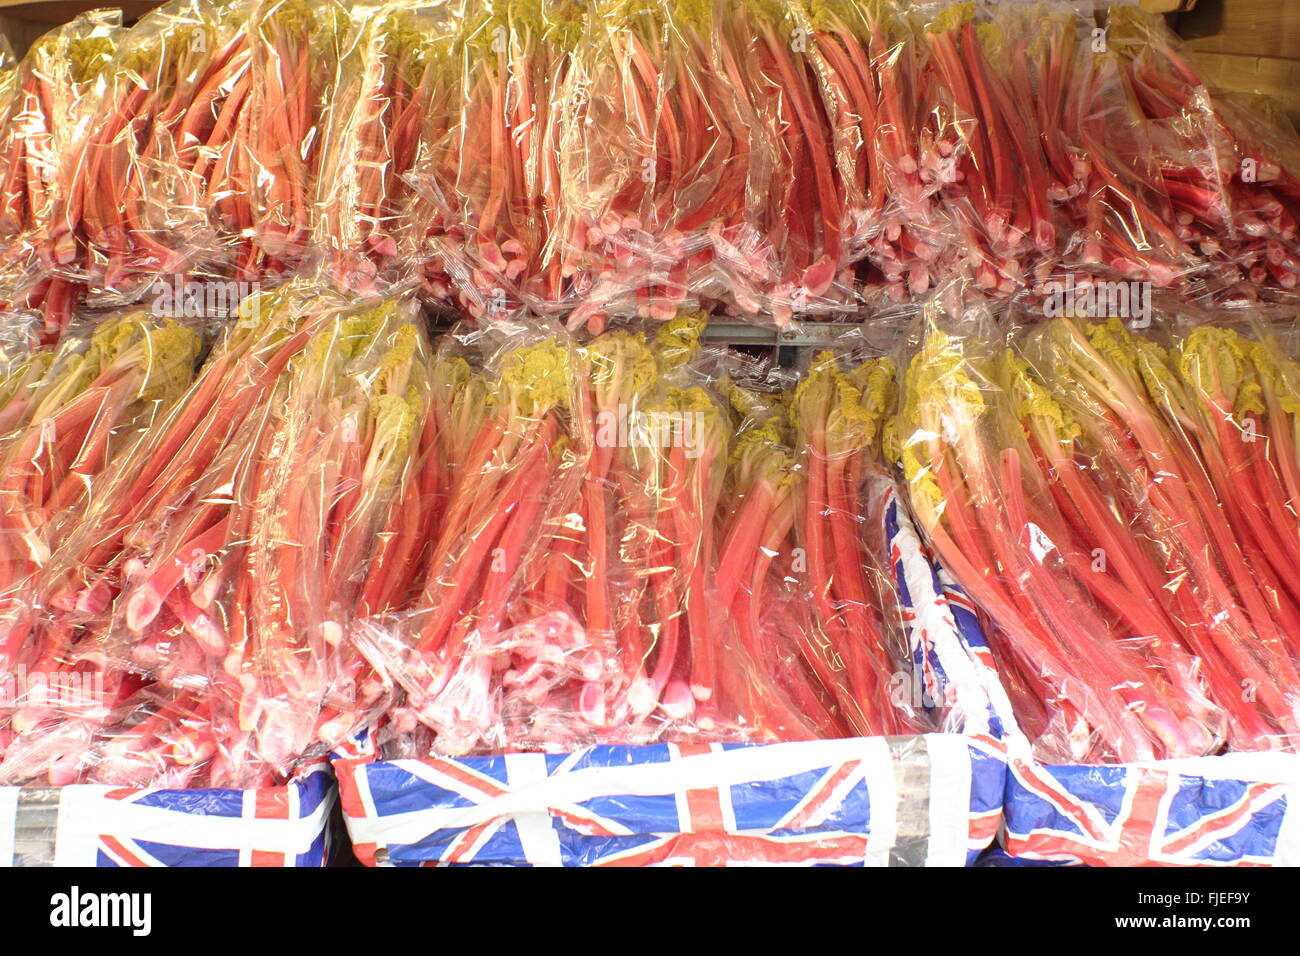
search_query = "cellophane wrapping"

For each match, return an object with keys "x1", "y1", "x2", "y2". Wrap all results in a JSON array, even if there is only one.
[
  {"x1": 0, "y1": 281, "x2": 433, "y2": 788},
  {"x1": 47, "y1": 0, "x2": 242, "y2": 304},
  {"x1": 314, "y1": 1, "x2": 458, "y2": 297},
  {"x1": 243, "y1": 0, "x2": 348, "y2": 275},
  {"x1": 0, "y1": 307, "x2": 203, "y2": 777},
  {"x1": 894, "y1": 282, "x2": 1300, "y2": 763},
  {"x1": 351, "y1": 312, "x2": 947, "y2": 757},
  {"x1": 0, "y1": 10, "x2": 123, "y2": 338}
]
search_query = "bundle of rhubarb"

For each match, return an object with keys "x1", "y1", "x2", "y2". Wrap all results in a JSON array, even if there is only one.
[
  {"x1": 0, "y1": 309, "x2": 201, "y2": 778},
  {"x1": 0, "y1": 10, "x2": 122, "y2": 338},
  {"x1": 550, "y1": 0, "x2": 714, "y2": 328},
  {"x1": 1104, "y1": 6, "x2": 1300, "y2": 298},
  {"x1": 790, "y1": 0, "x2": 961, "y2": 306},
  {"x1": 41, "y1": 0, "x2": 348, "y2": 305},
  {"x1": 314, "y1": 1, "x2": 460, "y2": 296},
  {"x1": 1021, "y1": 314, "x2": 1300, "y2": 755},
  {"x1": 925, "y1": 2, "x2": 1199, "y2": 295},
  {"x1": 894, "y1": 318, "x2": 1222, "y2": 763},
  {"x1": 45, "y1": 0, "x2": 235, "y2": 302},
  {"x1": 353, "y1": 314, "x2": 926, "y2": 757},
  {"x1": 0, "y1": 309, "x2": 201, "y2": 646},
  {"x1": 243, "y1": 0, "x2": 348, "y2": 274},
  {"x1": 0, "y1": 282, "x2": 430, "y2": 787},
  {"x1": 748, "y1": 348, "x2": 909, "y2": 733},
  {"x1": 409, "y1": 0, "x2": 575, "y2": 320},
  {"x1": 895, "y1": 305, "x2": 1300, "y2": 762}
]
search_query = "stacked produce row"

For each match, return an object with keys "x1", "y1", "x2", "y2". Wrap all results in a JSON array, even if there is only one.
[
  {"x1": 896, "y1": 295, "x2": 1300, "y2": 865},
  {"x1": 1, "y1": 0, "x2": 1300, "y2": 866},
  {"x1": 1, "y1": 0, "x2": 1300, "y2": 341},
  {"x1": 0, "y1": 281, "x2": 955, "y2": 786}
]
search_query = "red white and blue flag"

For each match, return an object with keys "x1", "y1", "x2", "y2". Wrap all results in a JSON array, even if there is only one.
[
  {"x1": 1003, "y1": 751, "x2": 1300, "y2": 866},
  {"x1": 335, "y1": 494, "x2": 1009, "y2": 867},
  {"x1": 339, "y1": 735, "x2": 1006, "y2": 867},
  {"x1": 0, "y1": 764, "x2": 335, "y2": 867}
]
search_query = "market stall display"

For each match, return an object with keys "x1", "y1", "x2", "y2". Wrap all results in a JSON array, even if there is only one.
[{"x1": 0, "y1": 0, "x2": 1298, "y2": 868}]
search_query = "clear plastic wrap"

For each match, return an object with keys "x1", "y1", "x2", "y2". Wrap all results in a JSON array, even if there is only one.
[
  {"x1": 408, "y1": 0, "x2": 572, "y2": 320},
  {"x1": 919, "y1": 2, "x2": 1183, "y2": 295},
  {"x1": 0, "y1": 282, "x2": 429, "y2": 787},
  {"x1": 551, "y1": 0, "x2": 704, "y2": 328},
  {"x1": 47, "y1": 0, "x2": 249, "y2": 302},
  {"x1": 353, "y1": 313, "x2": 929, "y2": 756},
  {"x1": 0, "y1": 310, "x2": 201, "y2": 639},
  {"x1": 314, "y1": 1, "x2": 460, "y2": 296},
  {"x1": 784, "y1": 350, "x2": 917, "y2": 734},
  {"x1": 0, "y1": 10, "x2": 122, "y2": 338},
  {"x1": 892, "y1": 294, "x2": 1228, "y2": 764},
  {"x1": 894, "y1": 283, "x2": 1300, "y2": 763},
  {"x1": 244, "y1": 0, "x2": 348, "y2": 273},
  {"x1": 1106, "y1": 6, "x2": 1300, "y2": 300},
  {"x1": 237, "y1": 295, "x2": 430, "y2": 760},
  {"x1": 703, "y1": 0, "x2": 850, "y2": 321},
  {"x1": 800, "y1": 0, "x2": 962, "y2": 306},
  {"x1": 1014, "y1": 311, "x2": 1300, "y2": 752}
]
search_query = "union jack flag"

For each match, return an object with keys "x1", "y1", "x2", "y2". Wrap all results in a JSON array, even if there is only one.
[
  {"x1": 1002, "y1": 752, "x2": 1300, "y2": 866},
  {"x1": 332, "y1": 494, "x2": 1003, "y2": 868},
  {"x1": 885, "y1": 495, "x2": 1011, "y2": 739},
  {"x1": 0, "y1": 764, "x2": 336, "y2": 867},
  {"x1": 335, "y1": 493, "x2": 1008, "y2": 867},
  {"x1": 338, "y1": 735, "x2": 1006, "y2": 867}
]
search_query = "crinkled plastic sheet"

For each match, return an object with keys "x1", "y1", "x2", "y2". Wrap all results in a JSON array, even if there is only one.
[
  {"x1": 0, "y1": 281, "x2": 426, "y2": 789},
  {"x1": 893, "y1": 280, "x2": 1300, "y2": 763},
  {"x1": 314, "y1": 1, "x2": 459, "y2": 297},
  {"x1": 349, "y1": 312, "x2": 957, "y2": 759},
  {"x1": 0, "y1": 9, "x2": 122, "y2": 338}
]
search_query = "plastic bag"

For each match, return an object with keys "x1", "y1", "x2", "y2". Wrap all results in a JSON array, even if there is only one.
[
  {"x1": 892, "y1": 291, "x2": 1227, "y2": 763},
  {"x1": 0, "y1": 282, "x2": 391, "y2": 785},
  {"x1": 354, "y1": 314, "x2": 930, "y2": 756},
  {"x1": 314, "y1": 1, "x2": 459, "y2": 296},
  {"x1": 0, "y1": 9, "x2": 123, "y2": 338},
  {"x1": 710, "y1": 347, "x2": 927, "y2": 736},
  {"x1": 0, "y1": 310, "x2": 201, "y2": 647},
  {"x1": 244, "y1": 0, "x2": 348, "y2": 273},
  {"x1": 46, "y1": 0, "x2": 250, "y2": 303},
  {"x1": 1015, "y1": 309, "x2": 1300, "y2": 753},
  {"x1": 701, "y1": 0, "x2": 852, "y2": 322},
  {"x1": 1106, "y1": 6, "x2": 1300, "y2": 300}
]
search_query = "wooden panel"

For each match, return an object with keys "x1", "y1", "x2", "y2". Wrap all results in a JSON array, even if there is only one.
[
  {"x1": 0, "y1": 11, "x2": 55, "y2": 57},
  {"x1": 1142, "y1": 0, "x2": 1198, "y2": 12},
  {"x1": 1177, "y1": 0, "x2": 1300, "y2": 60},
  {"x1": 1190, "y1": 50, "x2": 1300, "y2": 128},
  {"x1": 0, "y1": 2, "x2": 156, "y2": 25},
  {"x1": 1192, "y1": 51, "x2": 1300, "y2": 97}
]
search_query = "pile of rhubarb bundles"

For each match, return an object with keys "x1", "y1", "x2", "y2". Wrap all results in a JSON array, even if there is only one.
[
  {"x1": 350, "y1": 316, "x2": 937, "y2": 756},
  {"x1": 0, "y1": 282, "x2": 431, "y2": 786},
  {"x1": 0, "y1": 282, "x2": 966, "y2": 782},
  {"x1": 895, "y1": 309, "x2": 1300, "y2": 763},
  {"x1": 3, "y1": 0, "x2": 1300, "y2": 340}
]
